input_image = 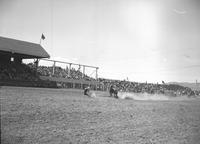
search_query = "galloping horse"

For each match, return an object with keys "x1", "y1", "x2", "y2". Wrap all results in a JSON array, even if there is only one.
[
  {"x1": 109, "y1": 85, "x2": 118, "y2": 98},
  {"x1": 84, "y1": 87, "x2": 90, "y2": 96}
]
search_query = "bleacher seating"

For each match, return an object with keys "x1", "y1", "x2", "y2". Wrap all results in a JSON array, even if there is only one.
[
  {"x1": 29, "y1": 64, "x2": 95, "y2": 81},
  {"x1": 0, "y1": 62, "x2": 57, "y2": 88},
  {"x1": 98, "y1": 78, "x2": 200, "y2": 96},
  {"x1": 1, "y1": 61, "x2": 199, "y2": 96},
  {"x1": 0, "y1": 62, "x2": 39, "y2": 81}
]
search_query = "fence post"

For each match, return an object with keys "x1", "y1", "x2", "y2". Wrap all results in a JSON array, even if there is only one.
[
  {"x1": 96, "y1": 67, "x2": 98, "y2": 80},
  {"x1": 82, "y1": 66, "x2": 85, "y2": 78},
  {"x1": 52, "y1": 61, "x2": 56, "y2": 76},
  {"x1": 34, "y1": 58, "x2": 39, "y2": 75},
  {"x1": 73, "y1": 83, "x2": 75, "y2": 89},
  {"x1": 68, "y1": 63, "x2": 71, "y2": 77},
  {"x1": 66, "y1": 65, "x2": 68, "y2": 77}
]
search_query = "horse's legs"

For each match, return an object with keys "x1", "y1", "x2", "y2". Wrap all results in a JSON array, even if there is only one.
[
  {"x1": 109, "y1": 92, "x2": 112, "y2": 97},
  {"x1": 114, "y1": 90, "x2": 118, "y2": 98}
]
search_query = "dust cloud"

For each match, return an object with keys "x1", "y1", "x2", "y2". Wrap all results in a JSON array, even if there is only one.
[
  {"x1": 118, "y1": 92, "x2": 170, "y2": 100},
  {"x1": 88, "y1": 91, "x2": 96, "y2": 98}
]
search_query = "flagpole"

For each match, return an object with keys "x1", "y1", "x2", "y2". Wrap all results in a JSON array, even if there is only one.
[
  {"x1": 40, "y1": 33, "x2": 45, "y2": 45},
  {"x1": 39, "y1": 38, "x2": 42, "y2": 45}
]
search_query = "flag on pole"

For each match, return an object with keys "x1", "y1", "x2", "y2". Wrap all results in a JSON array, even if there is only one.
[{"x1": 41, "y1": 34, "x2": 45, "y2": 40}]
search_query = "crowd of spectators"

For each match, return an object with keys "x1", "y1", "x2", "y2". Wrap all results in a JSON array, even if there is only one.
[
  {"x1": 98, "y1": 78, "x2": 200, "y2": 97},
  {"x1": 0, "y1": 62, "x2": 39, "y2": 81},
  {"x1": 26, "y1": 63, "x2": 200, "y2": 97},
  {"x1": 0, "y1": 62, "x2": 58, "y2": 88},
  {"x1": 27, "y1": 63, "x2": 95, "y2": 81},
  {"x1": 1, "y1": 61, "x2": 199, "y2": 97}
]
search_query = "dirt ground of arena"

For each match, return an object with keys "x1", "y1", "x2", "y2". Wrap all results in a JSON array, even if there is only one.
[{"x1": 1, "y1": 86, "x2": 200, "y2": 144}]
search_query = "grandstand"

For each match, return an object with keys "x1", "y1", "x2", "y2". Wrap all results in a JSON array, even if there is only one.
[
  {"x1": 0, "y1": 36, "x2": 57, "y2": 87},
  {"x1": 0, "y1": 36, "x2": 101, "y2": 89},
  {"x1": 0, "y1": 36, "x2": 199, "y2": 96},
  {"x1": 30, "y1": 58, "x2": 101, "y2": 89},
  {"x1": 98, "y1": 78, "x2": 200, "y2": 97},
  {"x1": 0, "y1": 36, "x2": 50, "y2": 59}
]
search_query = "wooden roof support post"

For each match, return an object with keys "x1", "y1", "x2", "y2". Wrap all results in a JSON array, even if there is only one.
[
  {"x1": 68, "y1": 63, "x2": 72, "y2": 77},
  {"x1": 52, "y1": 61, "x2": 56, "y2": 75},
  {"x1": 96, "y1": 67, "x2": 98, "y2": 80},
  {"x1": 83, "y1": 66, "x2": 85, "y2": 78},
  {"x1": 34, "y1": 58, "x2": 39, "y2": 75}
]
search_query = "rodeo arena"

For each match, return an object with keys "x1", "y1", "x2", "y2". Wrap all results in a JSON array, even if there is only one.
[{"x1": 1, "y1": 36, "x2": 200, "y2": 144}]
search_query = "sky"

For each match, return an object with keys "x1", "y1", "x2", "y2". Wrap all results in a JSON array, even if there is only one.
[{"x1": 0, "y1": 0, "x2": 200, "y2": 83}]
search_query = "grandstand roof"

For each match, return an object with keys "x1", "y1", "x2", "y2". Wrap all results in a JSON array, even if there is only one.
[{"x1": 0, "y1": 36, "x2": 50, "y2": 58}]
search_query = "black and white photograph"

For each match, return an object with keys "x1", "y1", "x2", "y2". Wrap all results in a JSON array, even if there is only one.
[{"x1": 1, "y1": 0, "x2": 200, "y2": 143}]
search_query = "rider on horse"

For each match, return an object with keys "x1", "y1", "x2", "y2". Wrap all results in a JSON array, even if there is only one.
[
  {"x1": 109, "y1": 85, "x2": 118, "y2": 98},
  {"x1": 84, "y1": 86, "x2": 90, "y2": 96}
]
